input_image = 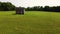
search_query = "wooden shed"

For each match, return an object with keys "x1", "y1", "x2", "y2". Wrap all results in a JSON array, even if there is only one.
[{"x1": 16, "y1": 7, "x2": 25, "y2": 14}]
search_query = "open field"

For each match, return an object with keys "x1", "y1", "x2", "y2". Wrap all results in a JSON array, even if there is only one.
[{"x1": 0, "y1": 11, "x2": 60, "y2": 34}]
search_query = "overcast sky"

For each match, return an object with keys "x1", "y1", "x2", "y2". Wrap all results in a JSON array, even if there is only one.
[{"x1": 0, "y1": 0, "x2": 60, "y2": 7}]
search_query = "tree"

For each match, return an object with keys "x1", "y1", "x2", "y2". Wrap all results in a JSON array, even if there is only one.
[
  {"x1": 43, "y1": 6, "x2": 49, "y2": 11},
  {"x1": 0, "y1": 2, "x2": 15, "y2": 11}
]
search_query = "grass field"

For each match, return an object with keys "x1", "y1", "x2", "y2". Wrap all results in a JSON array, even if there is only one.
[{"x1": 0, "y1": 11, "x2": 60, "y2": 34}]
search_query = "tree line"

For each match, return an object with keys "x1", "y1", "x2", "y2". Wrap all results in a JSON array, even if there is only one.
[
  {"x1": 0, "y1": 2, "x2": 60, "y2": 12},
  {"x1": 0, "y1": 2, "x2": 15, "y2": 11},
  {"x1": 25, "y1": 6, "x2": 60, "y2": 12}
]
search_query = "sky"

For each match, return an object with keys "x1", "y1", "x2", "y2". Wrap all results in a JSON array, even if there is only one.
[{"x1": 0, "y1": 0, "x2": 60, "y2": 7}]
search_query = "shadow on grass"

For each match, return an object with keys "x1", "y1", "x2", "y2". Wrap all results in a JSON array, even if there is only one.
[{"x1": 12, "y1": 13, "x2": 24, "y2": 15}]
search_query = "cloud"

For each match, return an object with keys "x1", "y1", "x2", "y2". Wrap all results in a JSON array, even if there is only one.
[{"x1": 0, "y1": 0, "x2": 60, "y2": 7}]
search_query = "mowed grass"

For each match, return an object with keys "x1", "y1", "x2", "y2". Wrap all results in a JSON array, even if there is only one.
[{"x1": 0, "y1": 11, "x2": 60, "y2": 34}]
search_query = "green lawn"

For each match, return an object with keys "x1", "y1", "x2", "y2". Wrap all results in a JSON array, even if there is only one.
[{"x1": 0, "y1": 11, "x2": 60, "y2": 34}]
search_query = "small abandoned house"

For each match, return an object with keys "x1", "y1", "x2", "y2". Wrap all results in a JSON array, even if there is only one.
[{"x1": 16, "y1": 7, "x2": 25, "y2": 14}]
